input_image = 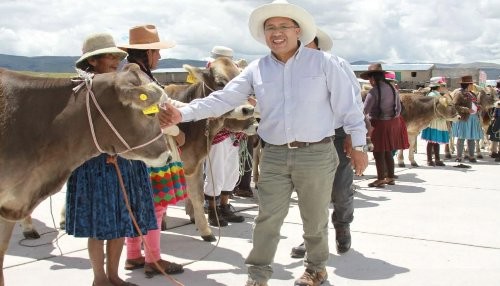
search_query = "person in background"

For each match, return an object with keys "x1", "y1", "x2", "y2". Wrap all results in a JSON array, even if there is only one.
[
  {"x1": 290, "y1": 27, "x2": 362, "y2": 260},
  {"x1": 66, "y1": 32, "x2": 156, "y2": 286},
  {"x1": 451, "y1": 75, "x2": 483, "y2": 163},
  {"x1": 421, "y1": 77, "x2": 449, "y2": 166},
  {"x1": 203, "y1": 45, "x2": 246, "y2": 226},
  {"x1": 158, "y1": 1, "x2": 369, "y2": 285},
  {"x1": 362, "y1": 63, "x2": 409, "y2": 188},
  {"x1": 118, "y1": 24, "x2": 185, "y2": 276},
  {"x1": 487, "y1": 101, "x2": 500, "y2": 161}
]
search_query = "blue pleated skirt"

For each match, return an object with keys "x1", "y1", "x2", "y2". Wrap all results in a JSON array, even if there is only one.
[
  {"x1": 451, "y1": 114, "x2": 483, "y2": 140},
  {"x1": 421, "y1": 118, "x2": 449, "y2": 144},
  {"x1": 65, "y1": 154, "x2": 157, "y2": 240}
]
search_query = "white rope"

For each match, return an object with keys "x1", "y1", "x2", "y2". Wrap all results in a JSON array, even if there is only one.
[{"x1": 72, "y1": 70, "x2": 164, "y2": 155}]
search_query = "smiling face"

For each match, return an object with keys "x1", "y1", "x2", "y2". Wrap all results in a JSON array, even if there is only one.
[
  {"x1": 263, "y1": 17, "x2": 300, "y2": 62},
  {"x1": 88, "y1": 53, "x2": 122, "y2": 73}
]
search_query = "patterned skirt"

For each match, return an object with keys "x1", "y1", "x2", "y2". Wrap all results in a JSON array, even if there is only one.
[
  {"x1": 149, "y1": 161, "x2": 188, "y2": 207},
  {"x1": 451, "y1": 114, "x2": 483, "y2": 140},
  {"x1": 370, "y1": 116, "x2": 410, "y2": 152},
  {"x1": 421, "y1": 118, "x2": 450, "y2": 144},
  {"x1": 66, "y1": 154, "x2": 157, "y2": 240}
]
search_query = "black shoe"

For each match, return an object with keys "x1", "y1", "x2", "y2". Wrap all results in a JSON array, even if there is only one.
[
  {"x1": 335, "y1": 226, "x2": 351, "y2": 254},
  {"x1": 219, "y1": 204, "x2": 245, "y2": 223},
  {"x1": 435, "y1": 160, "x2": 446, "y2": 166},
  {"x1": 427, "y1": 161, "x2": 435, "y2": 166},
  {"x1": 290, "y1": 242, "x2": 306, "y2": 258},
  {"x1": 208, "y1": 208, "x2": 228, "y2": 227},
  {"x1": 490, "y1": 152, "x2": 498, "y2": 158},
  {"x1": 469, "y1": 157, "x2": 477, "y2": 163}
]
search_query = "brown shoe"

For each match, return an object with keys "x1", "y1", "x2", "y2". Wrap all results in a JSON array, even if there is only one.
[
  {"x1": 144, "y1": 259, "x2": 184, "y2": 277},
  {"x1": 294, "y1": 268, "x2": 327, "y2": 286},
  {"x1": 124, "y1": 256, "x2": 145, "y2": 270}
]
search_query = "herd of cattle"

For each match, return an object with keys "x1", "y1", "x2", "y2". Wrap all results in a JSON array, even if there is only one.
[{"x1": 0, "y1": 59, "x2": 498, "y2": 285}]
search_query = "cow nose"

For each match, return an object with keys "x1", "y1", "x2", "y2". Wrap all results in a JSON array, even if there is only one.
[{"x1": 241, "y1": 106, "x2": 254, "y2": 116}]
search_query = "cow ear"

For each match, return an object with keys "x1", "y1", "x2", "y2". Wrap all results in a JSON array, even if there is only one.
[
  {"x1": 183, "y1": 64, "x2": 204, "y2": 83},
  {"x1": 115, "y1": 65, "x2": 163, "y2": 110}
]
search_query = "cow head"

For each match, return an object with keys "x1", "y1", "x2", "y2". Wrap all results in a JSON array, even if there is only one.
[
  {"x1": 477, "y1": 86, "x2": 497, "y2": 109},
  {"x1": 90, "y1": 64, "x2": 170, "y2": 166},
  {"x1": 435, "y1": 95, "x2": 461, "y2": 121}
]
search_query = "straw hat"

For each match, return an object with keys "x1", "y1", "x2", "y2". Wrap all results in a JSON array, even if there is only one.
[
  {"x1": 359, "y1": 63, "x2": 385, "y2": 80},
  {"x1": 118, "y1": 24, "x2": 175, "y2": 50},
  {"x1": 248, "y1": 0, "x2": 316, "y2": 46},
  {"x1": 315, "y1": 27, "x2": 333, "y2": 52},
  {"x1": 428, "y1": 76, "x2": 446, "y2": 87},
  {"x1": 211, "y1": 46, "x2": 233, "y2": 59},
  {"x1": 75, "y1": 33, "x2": 127, "y2": 69}
]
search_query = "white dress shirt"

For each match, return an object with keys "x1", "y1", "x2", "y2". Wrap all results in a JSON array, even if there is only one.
[{"x1": 179, "y1": 44, "x2": 367, "y2": 146}]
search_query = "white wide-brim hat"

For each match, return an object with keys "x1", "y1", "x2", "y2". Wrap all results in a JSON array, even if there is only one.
[
  {"x1": 316, "y1": 27, "x2": 333, "y2": 52},
  {"x1": 248, "y1": 0, "x2": 316, "y2": 46},
  {"x1": 75, "y1": 33, "x2": 127, "y2": 69},
  {"x1": 211, "y1": 45, "x2": 233, "y2": 58}
]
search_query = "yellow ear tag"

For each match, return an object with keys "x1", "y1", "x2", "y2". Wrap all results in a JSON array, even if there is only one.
[
  {"x1": 139, "y1": 93, "x2": 148, "y2": 101},
  {"x1": 142, "y1": 104, "x2": 160, "y2": 115}
]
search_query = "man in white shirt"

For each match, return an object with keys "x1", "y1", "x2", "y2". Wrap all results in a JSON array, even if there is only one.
[{"x1": 160, "y1": 1, "x2": 368, "y2": 285}]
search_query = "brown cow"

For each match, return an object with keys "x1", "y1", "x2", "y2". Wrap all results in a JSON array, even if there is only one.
[
  {"x1": 0, "y1": 64, "x2": 171, "y2": 286},
  {"x1": 397, "y1": 93, "x2": 460, "y2": 167},
  {"x1": 166, "y1": 58, "x2": 257, "y2": 242}
]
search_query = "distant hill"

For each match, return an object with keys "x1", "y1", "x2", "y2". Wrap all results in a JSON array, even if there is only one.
[
  {"x1": 1, "y1": 54, "x2": 499, "y2": 79},
  {"x1": 0, "y1": 54, "x2": 205, "y2": 73}
]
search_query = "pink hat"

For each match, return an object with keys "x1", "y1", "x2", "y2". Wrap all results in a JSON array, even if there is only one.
[{"x1": 385, "y1": 71, "x2": 396, "y2": 81}]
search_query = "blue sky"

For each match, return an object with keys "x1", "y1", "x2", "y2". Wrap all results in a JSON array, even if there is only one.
[{"x1": 0, "y1": 0, "x2": 499, "y2": 64}]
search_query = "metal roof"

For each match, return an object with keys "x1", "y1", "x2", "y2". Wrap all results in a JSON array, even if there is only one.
[
  {"x1": 351, "y1": 63, "x2": 435, "y2": 72},
  {"x1": 152, "y1": 68, "x2": 190, "y2": 74}
]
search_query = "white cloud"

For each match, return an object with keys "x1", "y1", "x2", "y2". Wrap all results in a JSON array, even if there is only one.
[{"x1": 0, "y1": 0, "x2": 499, "y2": 65}]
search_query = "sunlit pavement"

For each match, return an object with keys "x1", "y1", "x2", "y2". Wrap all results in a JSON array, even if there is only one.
[{"x1": 4, "y1": 136, "x2": 500, "y2": 286}]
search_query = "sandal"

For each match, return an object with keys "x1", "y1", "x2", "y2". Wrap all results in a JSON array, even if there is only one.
[
  {"x1": 124, "y1": 257, "x2": 145, "y2": 270},
  {"x1": 368, "y1": 179, "x2": 386, "y2": 188},
  {"x1": 144, "y1": 259, "x2": 184, "y2": 277}
]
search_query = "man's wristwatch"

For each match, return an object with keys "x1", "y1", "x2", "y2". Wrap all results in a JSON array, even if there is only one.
[{"x1": 353, "y1": 145, "x2": 369, "y2": 152}]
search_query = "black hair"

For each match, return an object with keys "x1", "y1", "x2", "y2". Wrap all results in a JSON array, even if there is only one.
[
  {"x1": 126, "y1": 49, "x2": 163, "y2": 88},
  {"x1": 313, "y1": 37, "x2": 319, "y2": 49},
  {"x1": 78, "y1": 54, "x2": 104, "y2": 72},
  {"x1": 430, "y1": 86, "x2": 439, "y2": 91},
  {"x1": 460, "y1": 83, "x2": 469, "y2": 89}
]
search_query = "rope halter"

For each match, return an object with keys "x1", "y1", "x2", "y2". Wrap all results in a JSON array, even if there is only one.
[{"x1": 72, "y1": 69, "x2": 164, "y2": 155}]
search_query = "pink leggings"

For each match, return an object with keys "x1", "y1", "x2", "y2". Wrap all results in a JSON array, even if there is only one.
[{"x1": 126, "y1": 205, "x2": 166, "y2": 263}]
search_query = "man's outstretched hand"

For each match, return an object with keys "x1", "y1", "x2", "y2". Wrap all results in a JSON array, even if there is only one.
[{"x1": 159, "y1": 103, "x2": 182, "y2": 128}]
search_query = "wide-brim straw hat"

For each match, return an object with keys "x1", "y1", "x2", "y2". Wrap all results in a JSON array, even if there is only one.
[
  {"x1": 118, "y1": 24, "x2": 175, "y2": 50},
  {"x1": 75, "y1": 33, "x2": 127, "y2": 69},
  {"x1": 211, "y1": 45, "x2": 233, "y2": 58},
  {"x1": 316, "y1": 27, "x2": 333, "y2": 52},
  {"x1": 459, "y1": 75, "x2": 475, "y2": 84},
  {"x1": 360, "y1": 63, "x2": 386, "y2": 80},
  {"x1": 248, "y1": 0, "x2": 316, "y2": 46}
]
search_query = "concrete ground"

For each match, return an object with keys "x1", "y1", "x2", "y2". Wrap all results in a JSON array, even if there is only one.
[{"x1": 3, "y1": 137, "x2": 500, "y2": 286}]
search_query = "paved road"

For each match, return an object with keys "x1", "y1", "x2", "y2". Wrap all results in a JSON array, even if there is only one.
[{"x1": 3, "y1": 137, "x2": 500, "y2": 285}]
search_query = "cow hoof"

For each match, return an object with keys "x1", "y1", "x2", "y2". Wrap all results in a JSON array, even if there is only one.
[
  {"x1": 23, "y1": 230, "x2": 41, "y2": 240},
  {"x1": 411, "y1": 162, "x2": 419, "y2": 167},
  {"x1": 398, "y1": 163, "x2": 405, "y2": 168},
  {"x1": 202, "y1": 234, "x2": 217, "y2": 242}
]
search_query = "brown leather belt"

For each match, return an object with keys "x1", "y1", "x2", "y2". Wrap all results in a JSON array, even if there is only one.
[{"x1": 271, "y1": 136, "x2": 333, "y2": 149}]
